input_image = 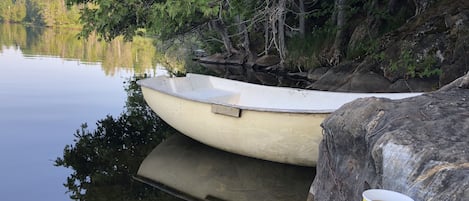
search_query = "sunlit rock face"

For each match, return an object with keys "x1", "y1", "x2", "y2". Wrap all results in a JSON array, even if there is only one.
[{"x1": 309, "y1": 73, "x2": 469, "y2": 201}]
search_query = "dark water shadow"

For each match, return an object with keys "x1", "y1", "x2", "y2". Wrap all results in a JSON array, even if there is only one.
[{"x1": 55, "y1": 75, "x2": 181, "y2": 200}]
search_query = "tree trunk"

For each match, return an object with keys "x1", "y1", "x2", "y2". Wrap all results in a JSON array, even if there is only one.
[
  {"x1": 264, "y1": 0, "x2": 271, "y2": 55},
  {"x1": 242, "y1": 23, "x2": 256, "y2": 64},
  {"x1": 211, "y1": 20, "x2": 236, "y2": 55},
  {"x1": 299, "y1": 0, "x2": 305, "y2": 38},
  {"x1": 332, "y1": 0, "x2": 347, "y2": 65},
  {"x1": 236, "y1": 15, "x2": 255, "y2": 64},
  {"x1": 277, "y1": 0, "x2": 287, "y2": 66}
]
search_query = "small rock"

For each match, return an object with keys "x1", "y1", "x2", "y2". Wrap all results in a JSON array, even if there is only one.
[
  {"x1": 458, "y1": 72, "x2": 469, "y2": 89},
  {"x1": 255, "y1": 55, "x2": 281, "y2": 67},
  {"x1": 307, "y1": 67, "x2": 329, "y2": 81},
  {"x1": 339, "y1": 71, "x2": 392, "y2": 92}
]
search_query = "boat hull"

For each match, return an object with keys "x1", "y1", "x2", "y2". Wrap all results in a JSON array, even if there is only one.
[{"x1": 141, "y1": 87, "x2": 327, "y2": 166}]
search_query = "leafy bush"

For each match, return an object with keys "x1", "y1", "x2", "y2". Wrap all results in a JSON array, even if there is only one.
[{"x1": 389, "y1": 49, "x2": 441, "y2": 79}]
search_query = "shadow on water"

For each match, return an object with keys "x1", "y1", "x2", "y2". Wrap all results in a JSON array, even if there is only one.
[{"x1": 55, "y1": 76, "x2": 316, "y2": 200}]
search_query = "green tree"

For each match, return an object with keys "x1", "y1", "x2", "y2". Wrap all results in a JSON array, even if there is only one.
[
  {"x1": 55, "y1": 76, "x2": 181, "y2": 201},
  {"x1": 67, "y1": 0, "x2": 423, "y2": 71},
  {"x1": 0, "y1": 0, "x2": 14, "y2": 22},
  {"x1": 66, "y1": 0, "x2": 158, "y2": 41},
  {"x1": 21, "y1": 0, "x2": 80, "y2": 27},
  {"x1": 11, "y1": 0, "x2": 27, "y2": 22},
  {"x1": 25, "y1": 0, "x2": 45, "y2": 25}
]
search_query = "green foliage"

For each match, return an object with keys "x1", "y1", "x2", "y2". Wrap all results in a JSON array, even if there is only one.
[
  {"x1": 13, "y1": 0, "x2": 27, "y2": 22},
  {"x1": 389, "y1": 49, "x2": 441, "y2": 79},
  {"x1": 347, "y1": 38, "x2": 381, "y2": 60},
  {"x1": 286, "y1": 26, "x2": 336, "y2": 70},
  {"x1": 0, "y1": 0, "x2": 81, "y2": 27},
  {"x1": 336, "y1": 0, "x2": 415, "y2": 61},
  {"x1": 229, "y1": 0, "x2": 261, "y2": 19},
  {"x1": 0, "y1": 0, "x2": 12, "y2": 22},
  {"x1": 345, "y1": 0, "x2": 416, "y2": 61},
  {"x1": 24, "y1": 0, "x2": 45, "y2": 25},
  {"x1": 62, "y1": 0, "x2": 422, "y2": 75},
  {"x1": 55, "y1": 76, "x2": 180, "y2": 201},
  {"x1": 312, "y1": 0, "x2": 335, "y2": 19},
  {"x1": 66, "y1": 0, "x2": 219, "y2": 41},
  {"x1": 363, "y1": 0, "x2": 413, "y2": 34},
  {"x1": 151, "y1": 38, "x2": 188, "y2": 75},
  {"x1": 371, "y1": 51, "x2": 387, "y2": 63},
  {"x1": 0, "y1": 0, "x2": 26, "y2": 23},
  {"x1": 149, "y1": 0, "x2": 219, "y2": 40},
  {"x1": 197, "y1": 28, "x2": 224, "y2": 54},
  {"x1": 66, "y1": 0, "x2": 156, "y2": 41},
  {"x1": 38, "y1": 0, "x2": 80, "y2": 27}
]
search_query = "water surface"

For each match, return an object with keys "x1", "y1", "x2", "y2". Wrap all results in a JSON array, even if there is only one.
[
  {"x1": 0, "y1": 23, "x2": 315, "y2": 201},
  {"x1": 0, "y1": 23, "x2": 160, "y2": 201}
]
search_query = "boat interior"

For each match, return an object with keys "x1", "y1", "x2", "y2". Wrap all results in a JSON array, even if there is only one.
[{"x1": 138, "y1": 73, "x2": 422, "y2": 113}]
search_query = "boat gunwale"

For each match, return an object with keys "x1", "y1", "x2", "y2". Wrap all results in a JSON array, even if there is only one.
[
  {"x1": 137, "y1": 73, "x2": 422, "y2": 114},
  {"x1": 138, "y1": 83, "x2": 333, "y2": 114}
]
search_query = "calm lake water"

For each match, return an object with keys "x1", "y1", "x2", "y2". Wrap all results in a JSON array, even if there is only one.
[
  {"x1": 0, "y1": 23, "x2": 165, "y2": 201},
  {"x1": 0, "y1": 23, "x2": 315, "y2": 201}
]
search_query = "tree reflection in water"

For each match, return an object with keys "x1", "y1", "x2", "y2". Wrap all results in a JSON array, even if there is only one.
[{"x1": 55, "y1": 75, "x2": 181, "y2": 201}]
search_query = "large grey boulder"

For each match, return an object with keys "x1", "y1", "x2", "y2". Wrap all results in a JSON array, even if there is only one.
[{"x1": 309, "y1": 73, "x2": 469, "y2": 201}]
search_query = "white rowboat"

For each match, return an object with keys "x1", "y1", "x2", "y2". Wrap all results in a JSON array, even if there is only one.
[{"x1": 137, "y1": 73, "x2": 421, "y2": 166}]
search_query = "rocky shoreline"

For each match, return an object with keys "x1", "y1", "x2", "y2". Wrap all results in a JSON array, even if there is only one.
[
  {"x1": 197, "y1": 1, "x2": 469, "y2": 93},
  {"x1": 193, "y1": 3, "x2": 469, "y2": 200},
  {"x1": 308, "y1": 73, "x2": 469, "y2": 201},
  {"x1": 197, "y1": 56, "x2": 437, "y2": 93}
]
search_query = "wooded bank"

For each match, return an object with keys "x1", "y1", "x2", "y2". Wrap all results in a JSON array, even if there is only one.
[
  {"x1": 6, "y1": 0, "x2": 469, "y2": 90},
  {"x1": 0, "y1": 0, "x2": 80, "y2": 27}
]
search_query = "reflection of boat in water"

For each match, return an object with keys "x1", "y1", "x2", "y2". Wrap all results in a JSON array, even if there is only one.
[
  {"x1": 135, "y1": 134, "x2": 315, "y2": 201},
  {"x1": 137, "y1": 73, "x2": 421, "y2": 166}
]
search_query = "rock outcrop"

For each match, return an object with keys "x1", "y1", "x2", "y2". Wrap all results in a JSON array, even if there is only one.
[
  {"x1": 309, "y1": 73, "x2": 469, "y2": 201},
  {"x1": 308, "y1": 1, "x2": 469, "y2": 92}
]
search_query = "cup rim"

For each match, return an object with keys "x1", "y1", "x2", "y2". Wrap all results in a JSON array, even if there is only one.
[{"x1": 362, "y1": 189, "x2": 414, "y2": 201}]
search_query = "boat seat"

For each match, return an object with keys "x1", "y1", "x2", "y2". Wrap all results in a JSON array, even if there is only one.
[{"x1": 179, "y1": 88, "x2": 239, "y2": 104}]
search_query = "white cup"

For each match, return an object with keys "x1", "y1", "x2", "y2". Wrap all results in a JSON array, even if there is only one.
[{"x1": 362, "y1": 189, "x2": 414, "y2": 201}]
